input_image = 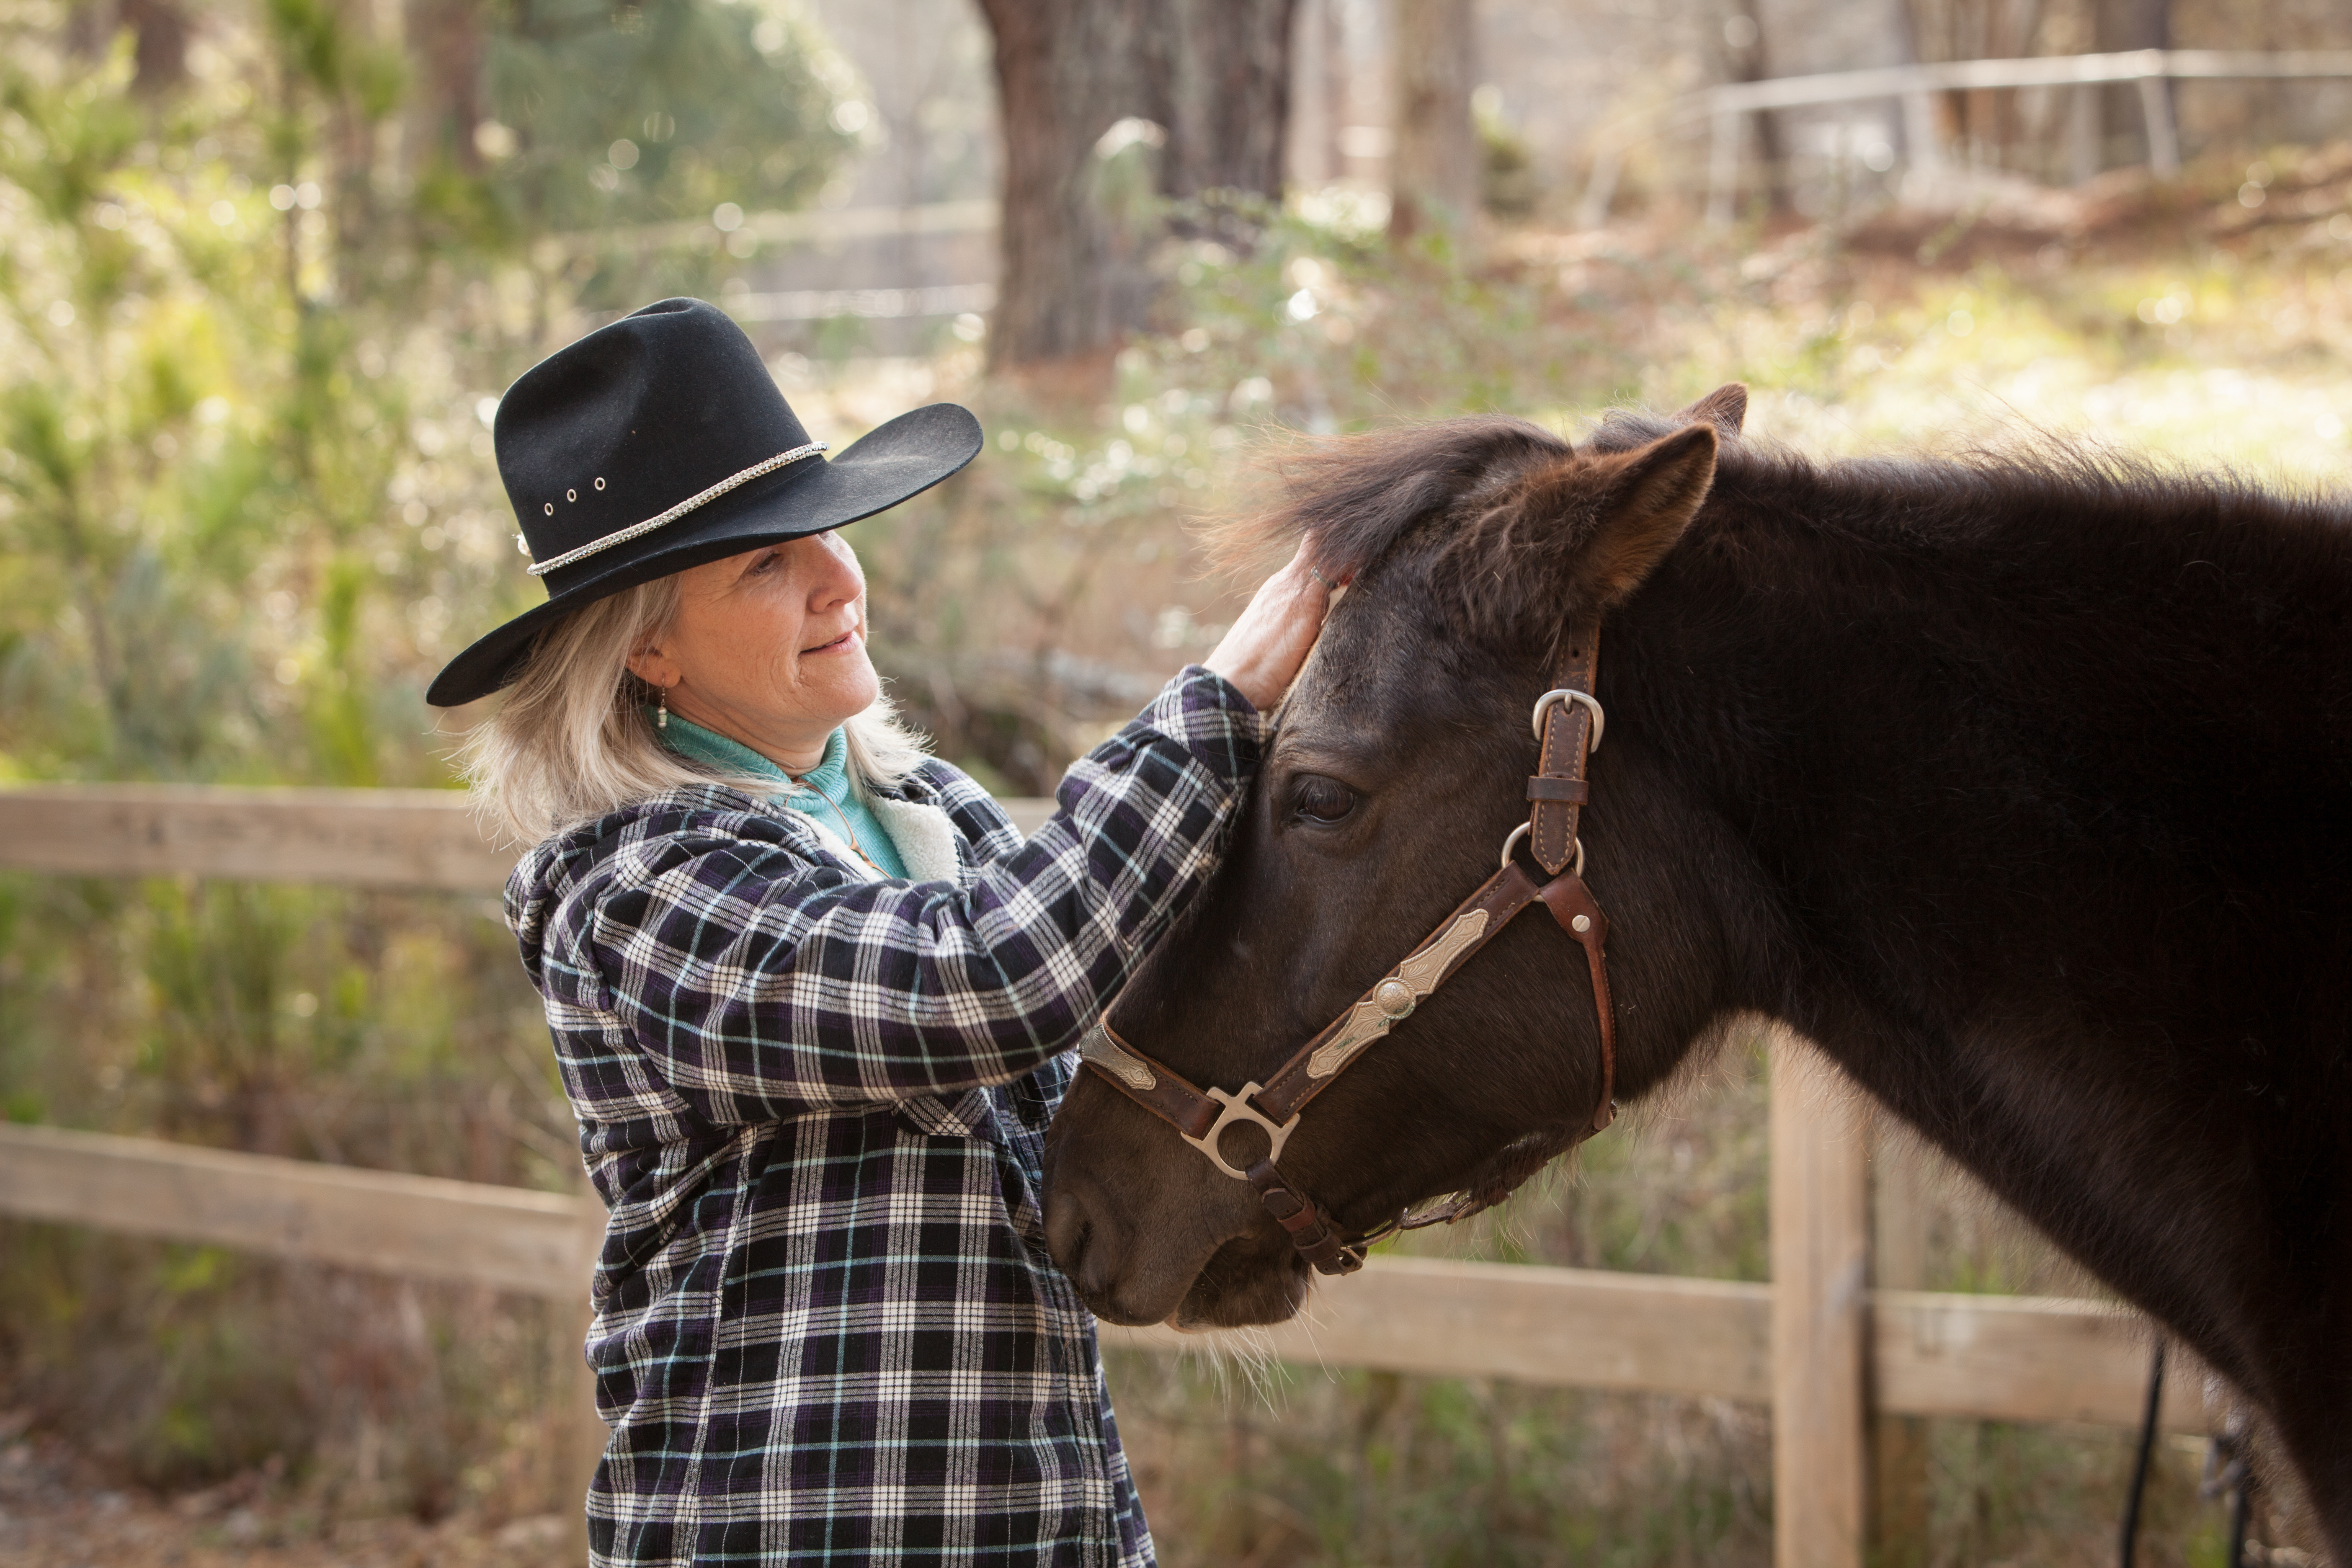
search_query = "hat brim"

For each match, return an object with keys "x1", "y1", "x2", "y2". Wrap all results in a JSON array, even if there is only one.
[{"x1": 426, "y1": 402, "x2": 982, "y2": 708}]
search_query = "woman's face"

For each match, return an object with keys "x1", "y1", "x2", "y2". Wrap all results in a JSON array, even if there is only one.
[{"x1": 626, "y1": 531, "x2": 879, "y2": 772}]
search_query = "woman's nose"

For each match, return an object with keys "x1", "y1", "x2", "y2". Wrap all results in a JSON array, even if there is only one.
[{"x1": 809, "y1": 535, "x2": 863, "y2": 606}]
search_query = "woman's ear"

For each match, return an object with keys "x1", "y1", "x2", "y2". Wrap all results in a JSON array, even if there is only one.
[{"x1": 625, "y1": 642, "x2": 680, "y2": 691}]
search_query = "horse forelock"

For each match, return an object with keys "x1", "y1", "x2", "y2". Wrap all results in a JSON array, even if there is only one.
[{"x1": 1209, "y1": 415, "x2": 1572, "y2": 584}]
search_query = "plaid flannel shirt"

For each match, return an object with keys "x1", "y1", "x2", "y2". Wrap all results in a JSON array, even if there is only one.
[{"x1": 507, "y1": 668, "x2": 1261, "y2": 1567}]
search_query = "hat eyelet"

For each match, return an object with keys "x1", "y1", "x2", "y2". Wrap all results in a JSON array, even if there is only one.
[
  {"x1": 594, "y1": 477, "x2": 606, "y2": 490},
  {"x1": 567, "y1": 488, "x2": 577, "y2": 502},
  {"x1": 543, "y1": 502, "x2": 554, "y2": 515}
]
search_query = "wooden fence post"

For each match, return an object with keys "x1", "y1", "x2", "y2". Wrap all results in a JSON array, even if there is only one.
[
  {"x1": 1770, "y1": 1032, "x2": 1870, "y2": 1568},
  {"x1": 555, "y1": 1171, "x2": 609, "y2": 1558},
  {"x1": 2066, "y1": 81, "x2": 2101, "y2": 185},
  {"x1": 1706, "y1": 108, "x2": 1742, "y2": 225},
  {"x1": 1870, "y1": 1114, "x2": 1932, "y2": 1567},
  {"x1": 1901, "y1": 90, "x2": 1943, "y2": 178},
  {"x1": 2136, "y1": 71, "x2": 2180, "y2": 179}
]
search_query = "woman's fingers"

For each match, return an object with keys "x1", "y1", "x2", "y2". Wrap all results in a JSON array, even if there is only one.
[{"x1": 1203, "y1": 541, "x2": 1335, "y2": 713}]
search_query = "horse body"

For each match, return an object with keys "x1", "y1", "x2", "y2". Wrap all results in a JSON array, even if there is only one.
[{"x1": 1041, "y1": 399, "x2": 2352, "y2": 1551}]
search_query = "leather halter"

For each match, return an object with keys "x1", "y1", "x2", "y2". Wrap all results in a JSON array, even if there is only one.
[{"x1": 1078, "y1": 622, "x2": 1620, "y2": 1277}]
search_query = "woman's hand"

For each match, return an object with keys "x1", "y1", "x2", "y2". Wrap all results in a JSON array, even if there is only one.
[{"x1": 1204, "y1": 542, "x2": 1337, "y2": 714}]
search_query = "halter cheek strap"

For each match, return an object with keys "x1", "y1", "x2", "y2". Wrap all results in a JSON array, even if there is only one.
[{"x1": 1078, "y1": 623, "x2": 1620, "y2": 1277}]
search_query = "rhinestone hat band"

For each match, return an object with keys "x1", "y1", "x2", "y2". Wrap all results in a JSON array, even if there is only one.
[{"x1": 519, "y1": 441, "x2": 830, "y2": 578}]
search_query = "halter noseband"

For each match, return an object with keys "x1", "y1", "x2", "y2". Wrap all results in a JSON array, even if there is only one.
[{"x1": 1078, "y1": 622, "x2": 1620, "y2": 1277}]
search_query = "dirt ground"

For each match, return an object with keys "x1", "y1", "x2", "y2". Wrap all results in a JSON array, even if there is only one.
[{"x1": 0, "y1": 1431, "x2": 574, "y2": 1568}]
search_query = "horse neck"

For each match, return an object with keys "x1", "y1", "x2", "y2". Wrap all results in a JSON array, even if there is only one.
[{"x1": 1602, "y1": 461, "x2": 2352, "y2": 1064}]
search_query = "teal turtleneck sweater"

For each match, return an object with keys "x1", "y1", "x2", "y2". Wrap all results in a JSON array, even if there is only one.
[{"x1": 656, "y1": 712, "x2": 909, "y2": 878}]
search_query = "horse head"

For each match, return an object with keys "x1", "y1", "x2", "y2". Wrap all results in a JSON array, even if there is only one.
[{"x1": 1042, "y1": 389, "x2": 1754, "y2": 1328}]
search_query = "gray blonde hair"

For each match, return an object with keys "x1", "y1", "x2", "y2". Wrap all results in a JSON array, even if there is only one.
[{"x1": 457, "y1": 575, "x2": 929, "y2": 847}]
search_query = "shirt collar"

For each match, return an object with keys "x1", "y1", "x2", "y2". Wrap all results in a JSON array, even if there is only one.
[{"x1": 656, "y1": 712, "x2": 848, "y2": 805}]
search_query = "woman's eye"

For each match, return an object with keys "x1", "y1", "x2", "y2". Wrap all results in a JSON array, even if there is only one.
[{"x1": 1292, "y1": 775, "x2": 1357, "y2": 825}]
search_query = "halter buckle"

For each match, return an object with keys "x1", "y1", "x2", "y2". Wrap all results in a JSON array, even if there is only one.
[
  {"x1": 1532, "y1": 688, "x2": 1605, "y2": 751},
  {"x1": 1181, "y1": 1082, "x2": 1300, "y2": 1181}
]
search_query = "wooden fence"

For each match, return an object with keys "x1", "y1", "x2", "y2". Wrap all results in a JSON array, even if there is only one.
[{"x1": 0, "y1": 784, "x2": 2230, "y2": 1568}]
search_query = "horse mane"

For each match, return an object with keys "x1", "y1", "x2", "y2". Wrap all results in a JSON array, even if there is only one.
[{"x1": 1214, "y1": 408, "x2": 2352, "y2": 629}]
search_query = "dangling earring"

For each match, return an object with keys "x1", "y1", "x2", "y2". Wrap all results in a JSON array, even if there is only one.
[{"x1": 656, "y1": 686, "x2": 669, "y2": 730}]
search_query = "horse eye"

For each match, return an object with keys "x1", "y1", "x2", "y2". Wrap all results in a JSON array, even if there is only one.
[{"x1": 1291, "y1": 775, "x2": 1357, "y2": 825}]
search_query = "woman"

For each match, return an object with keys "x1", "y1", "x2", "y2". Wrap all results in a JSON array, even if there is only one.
[{"x1": 428, "y1": 298, "x2": 1330, "y2": 1566}]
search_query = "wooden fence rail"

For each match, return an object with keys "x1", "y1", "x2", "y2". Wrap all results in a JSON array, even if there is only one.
[
  {"x1": 0, "y1": 784, "x2": 2221, "y2": 1568},
  {"x1": 0, "y1": 782, "x2": 1057, "y2": 891},
  {"x1": 0, "y1": 1121, "x2": 2215, "y2": 1437}
]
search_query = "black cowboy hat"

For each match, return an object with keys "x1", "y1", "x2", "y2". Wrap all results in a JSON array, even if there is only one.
[{"x1": 426, "y1": 297, "x2": 981, "y2": 707}]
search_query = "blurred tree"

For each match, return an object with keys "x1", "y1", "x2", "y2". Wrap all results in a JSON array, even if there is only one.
[
  {"x1": 404, "y1": 0, "x2": 487, "y2": 176},
  {"x1": 1899, "y1": 0, "x2": 2053, "y2": 175},
  {"x1": 1389, "y1": 0, "x2": 1474, "y2": 244},
  {"x1": 64, "y1": 0, "x2": 191, "y2": 94},
  {"x1": 123, "y1": 0, "x2": 191, "y2": 93},
  {"x1": 1151, "y1": 0, "x2": 1296, "y2": 201},
  {"x1": 484, "y1": 0, "x2": 853, "y2": 233},
  {"x1": 0, "y1": 0, "x2": 854, "y2": 785},
  {"x1": 2094, "y1": 0, "x2": 2169, "y2": 167},
  {"x1": 977, "y1": 0, "x2": 1296, "y2": 370},
  {"x1": 1721, "y1": 0, "x2": 1789, "y2": 214},
  {"x1": 977, "y1": 0, "x2": 1155, "y2": 369}
]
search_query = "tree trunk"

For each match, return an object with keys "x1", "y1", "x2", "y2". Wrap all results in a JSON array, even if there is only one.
[
  {"x1": 977, "y1": 0, "x2": 1149, "y2": 369},
  {"x1": 406, "y1": 0, "x2": 487, "y2": 173},
  {"x1": 119, "y1": 0, "x2": 188, "y2": 94},
  {"x1": 67, "y1": 0, "x2": 189, "y2": 95},
  {"x1": 1727, "y1": 0, "x2": 1787, "y2": 214},
  {"x1": 1158, "y1": 0, "x2": 1296, "y2": 199},
  {"x1": 978, "y1": 0, "x2": 1293, "y2": 371},
  {"x1": 1388, "y1": 0, "x2": 1475, "y2": 244},
  {"x1": 2095, "y1": 0, "x2": 2171, "y2": 168}
]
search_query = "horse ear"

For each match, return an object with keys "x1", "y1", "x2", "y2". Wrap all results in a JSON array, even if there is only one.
[
  {"x1": 1675, "y1": 383, "x2": 1747, "y2": 438},
  {"x1": 1563, "y1": 422, "x2": 1718, "y2": 610}
]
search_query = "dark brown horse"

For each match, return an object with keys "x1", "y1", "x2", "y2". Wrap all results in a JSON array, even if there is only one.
[{"x1": 1041, "y1": 389, "x2": 2352, "y2": 1554}]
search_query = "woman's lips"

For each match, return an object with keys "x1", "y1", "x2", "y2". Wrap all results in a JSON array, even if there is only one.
[{"x1": 800, "y1": 629, "x2": 858, "y2": 656}]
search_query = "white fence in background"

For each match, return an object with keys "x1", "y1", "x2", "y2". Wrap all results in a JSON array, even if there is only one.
[{"x1": 1576, "y1": 48, "x2": 2352, "y2": 227}]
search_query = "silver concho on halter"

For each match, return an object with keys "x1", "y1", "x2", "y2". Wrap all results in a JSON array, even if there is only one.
[
  {"x1": 1305, "y1": 907, "x2": 1491, "y2": 1080},
  {"x1": 1078, "y1": 1019, "x2": 1155, "y2": 1092}
]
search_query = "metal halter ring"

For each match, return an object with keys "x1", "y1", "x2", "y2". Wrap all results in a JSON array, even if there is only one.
[
  {"x1": 1532, "y1": 689, "x2": 1605, "y2": 751},
  {"x1": 1498, "y1": 822, "x2": 1585, "y2": 879},
  {"x1": 1181, "y1": 1082, "x2": 1300, "y2": 1182}
]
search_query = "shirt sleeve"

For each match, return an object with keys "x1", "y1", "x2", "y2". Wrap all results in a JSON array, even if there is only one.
[{"x1": 546, "y1": 667, "x2": 1260, "y2": 1127}]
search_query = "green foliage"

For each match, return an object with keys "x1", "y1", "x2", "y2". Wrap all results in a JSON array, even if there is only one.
[
  {"x1": 485, "y1": 0, "x2": 855, "y2": 230},
  {"x1": 0, "y1": 0, "x2": 854, "y2": 786},
  {"x1": 0, "y1": 0, "x2": 849, "y2": 1509},
  {"x1": 0, "y1": 1218, "x2": 567, "y2": 1510},
  {"x1": 1109, "y1": 1353, "x2": 1772, "y2": 1567},
  {"x1": 1477, "y1": 93, "x2": 1539, "y2": 220}
]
